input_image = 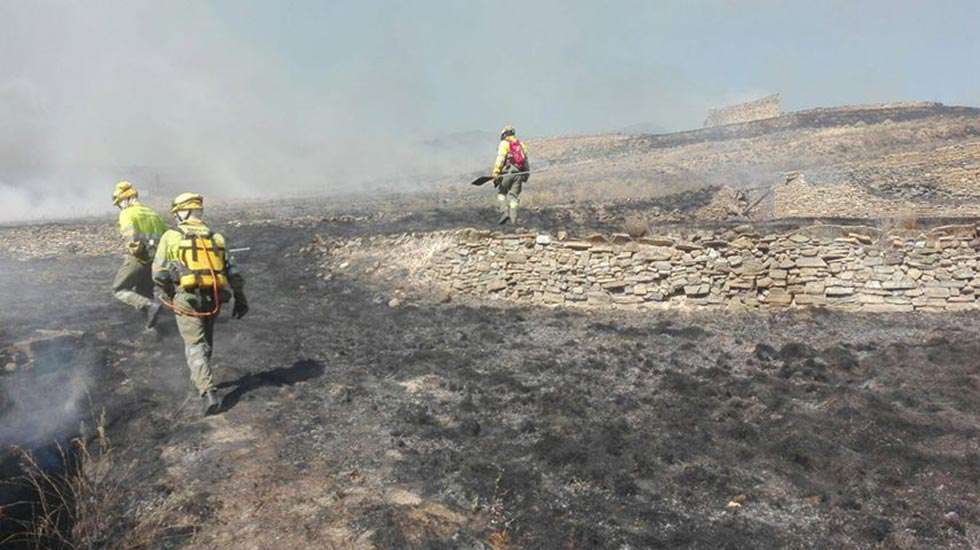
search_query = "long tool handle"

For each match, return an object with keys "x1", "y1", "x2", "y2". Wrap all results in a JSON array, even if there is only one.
[
  {"x1": 745, "y1": 190, "x2": 772, "y2": 215},
  {"x1": 469, "y1": 171, "x2": 532, "y2": 186}
]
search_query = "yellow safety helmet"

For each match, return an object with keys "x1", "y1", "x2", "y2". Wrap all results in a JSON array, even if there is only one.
[
  {"x1": 170, "y1": 192, "x2": 204, "y2": 213},
  {"x1": 112, "y1": 181, "x2": 138, "y2": 205},
  {"x1": 500, "y1": 125, "x2": 516, "y2": 140}
]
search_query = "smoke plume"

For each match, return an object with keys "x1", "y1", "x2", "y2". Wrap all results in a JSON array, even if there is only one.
[{"x1": 2, "y1": 1, "x2": 977, "y2": 222}]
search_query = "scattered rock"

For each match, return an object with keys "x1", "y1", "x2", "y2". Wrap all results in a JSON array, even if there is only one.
[
  {"x1": 795, "y1": 257, "x2": 827, "y2": 268},
  {"x1": 563, "y1": 241, "x2": 591, "y2": 251},
  {"x1": 943, "y1": 511, "x2": 962, "y2": 529},
  {"x1": 826, "y1": 286, "x2": 855, "y2": 297},
  {"x1": 486, "y1": 279, "x2": 508, "y2": 292}
]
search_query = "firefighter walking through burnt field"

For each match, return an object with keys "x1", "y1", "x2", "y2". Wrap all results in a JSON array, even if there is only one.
[
  {"x1": 491, "y1": 125, "x2": 530, "y2": 225},
  {"x1": 152, "y1": 193, "x2": 249, "y2": 416},
  {"x1": 110, "y1": 181, "x2": 168, "y2": 330}
]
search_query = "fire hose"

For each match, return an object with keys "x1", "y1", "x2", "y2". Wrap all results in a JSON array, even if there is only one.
[{"x1": 159, "y1": 246, "x2": 250, "y2": 318}]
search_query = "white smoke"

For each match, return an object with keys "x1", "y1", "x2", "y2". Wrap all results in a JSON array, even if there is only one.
[
  {"x1": 0, "y1": 352, "x2": 90, "y2": 448},
  {"x1": 0, "y1": 2, "x2": 487, "y2": 223},
  {"x1": 3, "y1": 2, "x2": 976, "y2": 223}
]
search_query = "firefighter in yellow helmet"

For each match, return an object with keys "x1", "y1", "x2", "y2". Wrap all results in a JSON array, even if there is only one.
[
  {"x1": 152, "y1": 193, "x2": 248, "y2": 415},
  {"x1": 491, "y1": 125, "x2": 530, "y2": 225},
  {"x1": 111, "y1": 181, "x2": 168, "y2": 329}
]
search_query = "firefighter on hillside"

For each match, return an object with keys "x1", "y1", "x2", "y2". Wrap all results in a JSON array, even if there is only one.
[
  {"x1": 152, "y1": 193, "x2": 249, "y2": 415},
  {"x1": 491, "y1": 125, "x2": 530, "y2": 225},
  {"x1": 111, "y1": 181, "x2": 168, "y2": 329}
]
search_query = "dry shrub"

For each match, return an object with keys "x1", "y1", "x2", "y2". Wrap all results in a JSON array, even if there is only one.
[
  {"x1": 394, "y1": 233, "x2": 456, "y2": 278},
  {"x1": 484, "y1": 467, "x2": 515, "y2": 549},
  {"x1": 623, "y1": 216, "x2": 650, "y2": 238},
  {"x1": 877, "y1": 210, "x2": 920, "y2": 234},
  {"x1": 894, "y1": 214, "x2": 919, "y2": 230},
  {"x1": 487, "y1": 531, "x2": 512, "y2": 549},
  {"x1": 4, "y1": 410, "x2": 195, "y2": 549},
  {"x1": 872, "y1": 210, "x2": 921, "y2": 254}
]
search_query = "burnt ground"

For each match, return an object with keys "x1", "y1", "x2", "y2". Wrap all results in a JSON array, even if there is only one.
[{"x1": 1, "y1": 206, "x2": 979, "y2": 549}]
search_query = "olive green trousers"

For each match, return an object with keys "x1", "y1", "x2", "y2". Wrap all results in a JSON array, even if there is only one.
[
  {"x1": 496, "y1": 167, "x2": 527, "y2": 224},
  {"x1": 112, "y1": 255, "x2": 154, "y2": 310},
  {"x1": 172, "y1": 292, "x2": 218, "y2": 396}
]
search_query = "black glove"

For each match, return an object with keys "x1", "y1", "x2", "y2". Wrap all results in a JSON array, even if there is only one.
[
  {"x1": 232, "y1": 295, "x2": 249, "y2": 319},
  {"x1": 126, "y1": 239, "x2": 145, "y2": 257}
]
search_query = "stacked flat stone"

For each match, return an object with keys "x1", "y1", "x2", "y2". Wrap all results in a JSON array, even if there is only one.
[
  {"x1": 704, "y1": 94, "x2": 781, "y2": 128},
  {"x1": 424, "y1": 224, "x2": 980, "y2": 311}
]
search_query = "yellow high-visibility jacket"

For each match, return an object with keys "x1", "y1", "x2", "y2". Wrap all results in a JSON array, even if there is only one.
[
  {"x1": 492, "y1": 136, "x2": 529, "y2": 177},
  {"x1": 117, "y1": 201, "x2": 167, "y2": 241}
]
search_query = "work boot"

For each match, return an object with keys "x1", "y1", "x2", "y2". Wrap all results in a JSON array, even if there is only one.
[
  {"x1": 497, "y1": 212, "x2": 510, "y2": 225},
  {"x1": 202, "y1": 390, "x2": 221, "y2": 416},
  {"x1": 144, "y1": 299, "x2": 163, "y2": 330}
]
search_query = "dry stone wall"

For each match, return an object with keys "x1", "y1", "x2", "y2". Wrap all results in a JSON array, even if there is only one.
[
  {"x1": 704, "y1": 94, "x2": 781, "y2": 128},
  {"x1": 421, "y1": 224, "x2": 980, "y2": 312}
]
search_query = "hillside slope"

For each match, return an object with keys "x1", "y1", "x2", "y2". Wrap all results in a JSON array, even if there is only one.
[{"x1": 515, "y1": 102, "x2": 980, "y2": 219}]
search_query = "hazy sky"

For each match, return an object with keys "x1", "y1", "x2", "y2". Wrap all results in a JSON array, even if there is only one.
[
  {"x1": 1, "y1": 0, "x2": 977, "y2": 220},
  {"x1": 213, "y1": 0, "x2": 980, "y2": 134}
]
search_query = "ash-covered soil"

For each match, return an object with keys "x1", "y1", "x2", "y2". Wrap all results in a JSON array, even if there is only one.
[{"x1": 1, "y1": 207, "x2": 978, "y2": 549}]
